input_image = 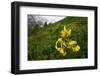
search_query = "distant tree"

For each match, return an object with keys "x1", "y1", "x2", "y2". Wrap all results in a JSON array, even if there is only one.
[{"x1": 44, "y1": 22, "x2": 47, "y2": 26}]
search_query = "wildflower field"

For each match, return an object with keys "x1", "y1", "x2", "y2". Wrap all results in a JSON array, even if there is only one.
[{"x1": 28, "y1": 16, "x2": 88, "y2": 60}]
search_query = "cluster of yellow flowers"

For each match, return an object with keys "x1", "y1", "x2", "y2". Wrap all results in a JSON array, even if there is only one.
[{"x1": 55, "y1": 26, "x2": 80, "y2": 56}]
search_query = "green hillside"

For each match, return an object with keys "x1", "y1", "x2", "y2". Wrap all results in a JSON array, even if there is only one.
[{"x1": 28, "y1": 16, "x2": 88, "y2": 60}]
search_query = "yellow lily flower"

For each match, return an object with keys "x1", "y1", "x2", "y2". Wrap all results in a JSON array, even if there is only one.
[
  {"x1": 55, "y1": 38, "x2": 63, "y2": 49},
  {"x1": 55, "y1": 25, "x2": 80, "y2": 56},
  {"x1": 61, "y1": 26, "x2": 71, "y2": 38},
  {"x1": 55, "y1": 38, "x2": 67, "y2": 56},
  {"x1": 57, "y1": 48, "x2": 67, "y2": 56},
  {"x1": 68, "y1": 40, "x2": 77, "y2": 48},
  {"x1": 72, "y1": 45, "x2": 80, "y2": 52}
]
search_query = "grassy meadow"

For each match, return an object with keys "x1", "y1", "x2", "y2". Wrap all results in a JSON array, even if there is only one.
[{"x1": 28, "y1": 16, "x2": 88, "y2": 61}]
